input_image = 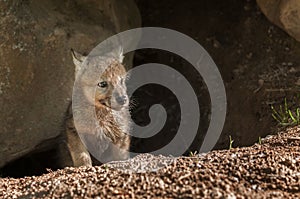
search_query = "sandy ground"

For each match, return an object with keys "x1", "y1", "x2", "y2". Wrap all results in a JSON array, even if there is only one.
[{"x1": 1, "y1": 126, "x2": 299, "y2": 198}]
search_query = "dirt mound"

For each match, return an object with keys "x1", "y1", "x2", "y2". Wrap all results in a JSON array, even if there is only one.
[{"x1": 1, "y1": 126, "x2": 299, "y2": 198}]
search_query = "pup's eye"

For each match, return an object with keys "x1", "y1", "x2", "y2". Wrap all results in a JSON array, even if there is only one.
[{"x1": 97, "y1": 81, "x2": 108, "y2": 88}]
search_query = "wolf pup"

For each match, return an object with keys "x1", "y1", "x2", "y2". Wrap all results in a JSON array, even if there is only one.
[{"x1": 60, "y1": 47, "x2": 131, "y2": 167}]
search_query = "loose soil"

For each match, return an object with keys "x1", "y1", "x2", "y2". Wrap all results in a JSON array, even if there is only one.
[{"x1": 1, "y1": 126, "x2": 299, "y2": 198}]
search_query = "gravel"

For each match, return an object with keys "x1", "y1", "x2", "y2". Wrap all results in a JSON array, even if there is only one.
[{"x1": 1, "y1": 126, "x2": 300, "y2": 198}]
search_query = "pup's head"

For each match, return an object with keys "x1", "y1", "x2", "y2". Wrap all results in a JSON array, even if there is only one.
[{"x1": 71, "y1": 47, "x2": 129, "y2": 111}]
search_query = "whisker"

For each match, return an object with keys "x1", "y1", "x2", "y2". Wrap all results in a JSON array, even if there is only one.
[
  {"x1": 128, "y1": 98, "x2": 139, "y2": 111},
  {"x1": 130, "y1": 98, "x2": 139, "y2": 106}
]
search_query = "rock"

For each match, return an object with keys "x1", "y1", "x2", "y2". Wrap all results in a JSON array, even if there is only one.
[
  {"x1": 0, "y1": 0, "x2": 140, "y2": 168},
  {"x1": 257, "y1": 0, "x2": 300, "y2": 42}
]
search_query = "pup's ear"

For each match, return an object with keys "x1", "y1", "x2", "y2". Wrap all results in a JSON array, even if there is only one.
[
  {"x1": 111, "y1": 46, "x2": 124, "y2": 63},
  {"x1": 71, "y1": 49, "x2": 86, "y2": 76}
]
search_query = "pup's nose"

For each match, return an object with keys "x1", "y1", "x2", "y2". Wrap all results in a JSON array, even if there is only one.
[{"x1": 116, "y1": 95, "x2": 127, "y2": 105}]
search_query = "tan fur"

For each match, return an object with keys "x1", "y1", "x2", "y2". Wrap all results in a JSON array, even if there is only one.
[{"x1": 59, "y1": 48, "x2": 131, "y2": 167}]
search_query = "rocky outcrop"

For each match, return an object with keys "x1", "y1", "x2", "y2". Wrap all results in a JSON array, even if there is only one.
[
  {"x1": 0, "y1": 0, "x2": 140, "y2": 168},
  {"x1": 257, "y1": 0, "x2": 300, "y2": 42}
]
